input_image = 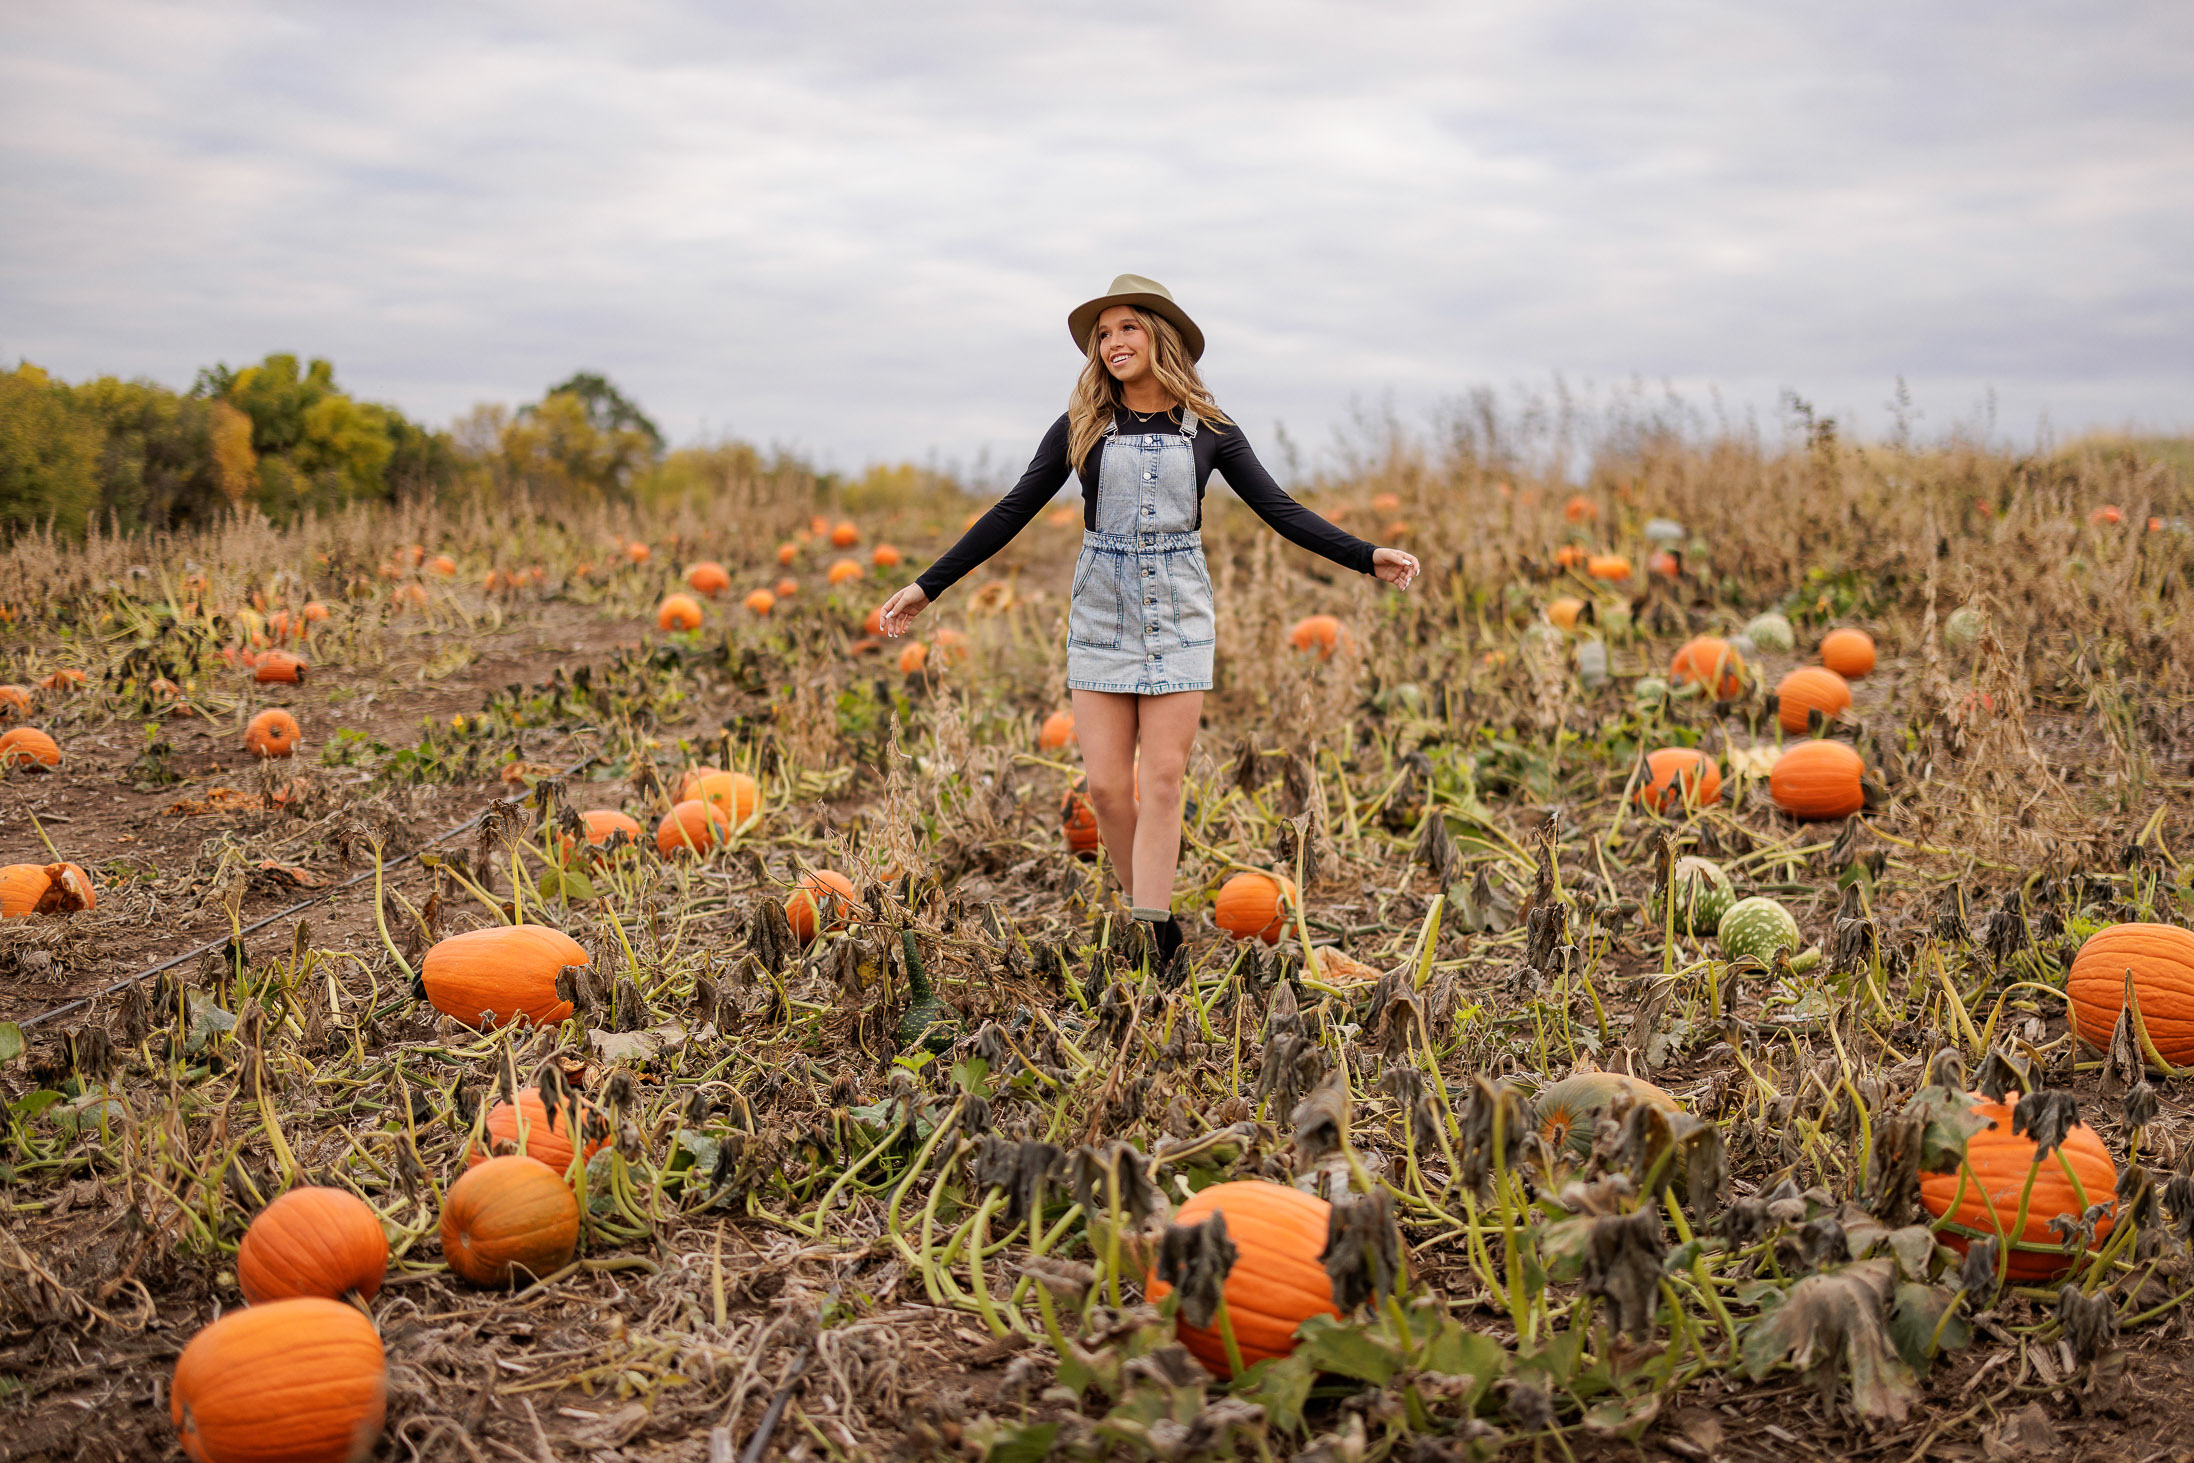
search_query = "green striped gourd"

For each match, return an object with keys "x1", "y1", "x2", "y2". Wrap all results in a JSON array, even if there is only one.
[
  {"x1": 1717, "y1": 896, "x2": 1801, "y2": 964},
  {"x1": 1743, "y1": 612, "x2": 1795, "y2": 653},
  {"x1": 1658, "y1": 856, "x2": 1734, "y2": 935}
]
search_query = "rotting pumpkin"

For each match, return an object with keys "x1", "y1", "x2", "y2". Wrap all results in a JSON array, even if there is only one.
[
  {"x1": 419, "y1": 924, "x2": 585, "y2": 1030},
  {"x1": 0, "y1": 861, "x2": 96, "y2": 917}
]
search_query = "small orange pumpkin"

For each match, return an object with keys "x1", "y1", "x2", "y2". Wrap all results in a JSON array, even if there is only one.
[
  {"x1": 238, "y1": 1187, "x2": 389, "y2": 1304},
  {"x1": 861, "y1": 606, "x2": 887, "y2": 636},
  {"x1": 0, "y1": 862, "x2": 95, "y2": 917},
  {"x1": 429, "y1": 554, "x2": 457, "y2": 577},
  {"x1": 1648, "y1": 548, "x2": 1682, "y2": 579},
  {"x1": 1669, "y1": 637, "x2": 1743, "y2": 699},
  {"x1": 1774, "y1": 666, "x2": 1852, "y2": 734},
  {"x1": 1768, "y1": 739, "x2": 1866, "y2": 820},
  {"x1": 657, "y1": 593, "x2": 704, "y2": 632},
  {"x1": 897, "y1": 640, "x2": 929, "y2": 674},
  {"x1": 566, "y1": 808, "x2": 644, "y2": 853},
  {"x1": 1371, "y1": 492, "x2": 1402, "y2": 513},
  {"x1": 1819, "y1": 628, "x2": 1877, "y2": 679},
  {"x1": 1288, "y1": 615, "x2": 1345, "y2": 658},
  {"x1": 1062, "y1": 781, "x2": 1103, "y2": 857},
  {"x1": 0, "y1": 685, "x2": 34, "y2": 717},
  {"x1": 1563, "y1": 494, "x2": 1598, "y2": 523},
  {"x1": 255, "y1": 651, "x2": 307, "y2": 685},
  {"x1": 0, "y1": 726, "x2": 61, "y2": 768},
  {"x1": 1535, "y1": 1072, "x2": 1681, "y2": 1159},
  {"x1": 419, "y1": 925, "x2": 585, "y2": 1030},
  {"x1": 932, "y1": 627, "x2": 971, "y2": 665},
  {"x1": 1635, "y1": 748, "x2": 1722, "y2": 812},
  {"x1": 1586, "y1": 553, "x2": 1632, "y2": 581},
  {"x1": 172, "y1": 1297, "x2": 386, "y2": 1463},
  {"x1": 37, "y1": 668, "x2": 86, "y2": 691},
  {"x1": 685, "y1": 561, "x2": 732, "y2": 596},
  {"x1": 657, "y1": 798, "x2": 732, "y2": 856},
  {"x1": 774, "y1": 577, "x2": 798, "y2": 599},
  {"x1": 626, "y1": 541, "x2": 652, "y2": 564},
  {"x1": 1545, "y1": 596, "x2": 1586, "y2": 631},
  {"x1": 2066, "y1": 923, "x2": 2194, "y2": 1065},
  {"x1": 693, "y1": 770, "x2": 760, "y2": 826},
  {"x1": 1038, "y1": 709, "x2": 1076, "y2": 750},
  {"x1": 246, "y1": 708, "x2": 302, "y2": 759},
  {"x1": 743, "y1": 588, "x2": 776, "y2": 616},
  {"x1": 440, "y1": 1156, "x2": 580, "y2": 1287},
  {"x1": 1214, "y1": 871, "x2": 1297, "y2": 944},
  {"x1": 2090, "y1": 505, "x2": 2123, "y2": 526},
  {"x1": 302, "y1": 601, "x2": 329, "y2": 624},
  {"x1": 1553, "y1": 544, "x2": 1587, "y2": 570},
  {"x1": 828, "y1": 558, "x2": 865, "y2": 586},
  {"x1": 1146, "y1": 1181, "x2": 1339, "y2": 1378},
  {"x1": 776, "y1": 542, "x2": 798, "y2": 566},
  {"x1": 872, "y1": 543, "x2": 903, "y2": 568},
  {"x1": 786, "y1": 869, "x2": 860, "y2": 943},
  {"x1": 1919, "y1": 1094, "x2": 2116, "y2": 1282},
  {"x1": 830, "y1": 520, "x2": 860, "y2": 548},
  {"x1": 466, "y1": 1090, "x2": 605, "y2": 1174}
]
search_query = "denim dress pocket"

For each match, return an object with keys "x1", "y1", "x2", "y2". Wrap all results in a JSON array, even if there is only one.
[
  {"x1": 1068, "y1": 547, "x2": 1123, "y2": 649},
  {"x1": 1167, "y1": 549, "x2": 1216, "y2": 648}
]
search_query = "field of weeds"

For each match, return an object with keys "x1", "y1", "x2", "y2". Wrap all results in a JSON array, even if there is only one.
[{"x1": 4, "y1": 418, "x2": 2194, "y2": 1463}]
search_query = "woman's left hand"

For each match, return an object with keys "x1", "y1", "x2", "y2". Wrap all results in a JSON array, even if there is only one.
[{"x1": 1372, "y1": 547, "x2": 1419, "y2": 590}]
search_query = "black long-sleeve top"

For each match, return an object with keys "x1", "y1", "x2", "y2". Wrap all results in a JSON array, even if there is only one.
[{"x1": 913, "y1": 409, "x2": 1379, "y2": 600}]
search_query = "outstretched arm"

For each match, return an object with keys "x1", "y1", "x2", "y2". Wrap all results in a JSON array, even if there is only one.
[
  {"x1": 1211, "y1": 426, "x2": 1387, "y2": 577},
  {"x1": 882, "y1": 415, "x2": 1075, "y2": 635}
]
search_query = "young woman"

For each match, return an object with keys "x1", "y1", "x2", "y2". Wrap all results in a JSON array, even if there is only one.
[{"x1": 877, "y1": 274, "x2": 1418, "y2": 958}]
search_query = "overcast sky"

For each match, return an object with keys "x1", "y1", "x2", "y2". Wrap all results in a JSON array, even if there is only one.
[{"x1": 3, "y1": 2, "x2": 2189, "y2": 481}]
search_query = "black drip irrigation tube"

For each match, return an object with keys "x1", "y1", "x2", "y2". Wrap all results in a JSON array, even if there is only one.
[{"x1": 21, "y1": 749, "x2": 599, "y2": 1031}]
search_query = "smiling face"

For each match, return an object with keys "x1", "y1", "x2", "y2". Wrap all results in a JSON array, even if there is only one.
[{"x1": 1094, "y1": 305, "x2": 1154, "y2": 387}]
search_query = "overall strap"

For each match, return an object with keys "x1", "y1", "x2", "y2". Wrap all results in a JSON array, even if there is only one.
[{"x1": 1180, "y1": 407, "x2": 1201, "y2": 438}]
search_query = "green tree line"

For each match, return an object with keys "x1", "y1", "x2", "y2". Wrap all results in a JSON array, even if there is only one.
[{"x1": 0, "y1": 354, "x2": 687, "y2": 537}]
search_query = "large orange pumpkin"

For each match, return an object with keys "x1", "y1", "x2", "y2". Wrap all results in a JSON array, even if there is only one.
[
  {"x1": 656, "y1": 798, "x2": 732, "y2": 856},
  {"x1": 692, "y1": 770, "x2": 760, "y2": 826},
  {"x1": 245, "y1": 709, "x2": 301, "y2": 759},
  {"x1": 1146, "y1": 1181, "x2": 1339, "y2": 1377},
  {"x1": 1768, "y1": 739, "x2": 1865, "y2": 820},
  {"x1": 657, "y1": 594, "x2": 704, "y2": 632},
  {"x1": 672, "y1": 766, "x2": 723, "y2": 803},
  {"x1": 1288, "y1": 615, "x2": 1345, "y2": 658},
  {"x1": 1919, "y1": 1094, "x2": 2116, "y2": 1282},
  {"x1": 1669, "y1": 637, "x2": 1744, "y2": 699},
  {"x1": 1534, "y1": 1072, "x2": 1681, "y2": 1160},
  {"x1": 466, "y1": 1090, "x2": 604, "y2": 1174},
  {"x1": 2066, "y1": 923, "x2": 2194, "y2": 1064},
  {"x1": 1819, "y1": 628, "x2": 1877, "y2": 679},
  {"x1": 685, "y1": 561, "x2": 731, "y2": 597},
  {"x1": 238, "y1": 1188, "x2": 389, "y2": 1304},
  {"x1": 172, "y1": 1297, "x2": 386, "y2": 1463},
  {"x1": 254, "y1": 651, "x2": 307, "y2": 685},
  {"x1": 0, "y1": 861, "x2": 94, "y2": 918},
  {"x1": 0, "y1": 726, "x2": 62, "y2": 768},
  {"x1": 1774, "y1": 666, "x2": 1852, "y2": 734},
  {"x1": 440, "y1": 1156, "x2": 579, "y2": 1287},
  {"x1": 1214, "y1": 871, "x2": 1297, "y2": 944},
  {"x1": 419, "y1": 925, "x2": 585, "y2": 1029},
  {"x1": 1635, "y1": 748, "x2": 1722, "y2": 813},
  {"x1": 1039, "y1": 709, "x2": 1076, "y2": 750},
  {"x1": 786, "y1": 869, "x2": 860, "y2": 943}
]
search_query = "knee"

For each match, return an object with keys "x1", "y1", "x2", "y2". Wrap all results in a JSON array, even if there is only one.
[
  {"x1": 1138, "y1": 765, "x2": 1185, "y2": 810},
  {"x1": 1088, "y1": 774, "x2": 1138, "y2": 818}
]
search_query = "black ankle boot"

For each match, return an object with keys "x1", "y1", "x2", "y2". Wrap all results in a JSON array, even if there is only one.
[{"x1": 1155, "y1": 914, "x2": 1184, "y2": 963}]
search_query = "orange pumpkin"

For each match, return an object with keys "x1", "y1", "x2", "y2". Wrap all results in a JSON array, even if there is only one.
[
  {"x1": 246, "y1": 709, "x2": 301, "y2": 759},
  {"x1": 566, "y1": 808, "x2": 644, "y2": 853},
  {"x1": 440, "y1": 1156, "x2": 580, "y2": 1287},
  {"x1": 693, "y1": 771, "x2": 760, "y2": 826},
  {"x1": 626, "y1": 541, "x2": 652, "y2": 564},
  {"x1": 2066, "y1": 923, "x2": 2194, "y2": 1064},
  {"x1": 897, "y1": 640, "x2": 929, "y2": 674},
  {"x1": 777, "y1": 542, "x2": 799, "y2": 566},
  {"x1": 1545, "y1": 596, "x2": 1586, "y2": 631},
  {"x1": 685, "y1": 561, "x2": 732, "y2": 596},
  {"x1": 829, "y1": 520, "x2": 860, "y2": 548},
  {"x1": 1062, "y1": 781, "x2": 1103, "y2": 857},
  {"x1": 37, "y1": 668, "x2": 86, "y2": 691},
  {"x1": 672, "y1": 766, "x2": 723, "y2": 802},
  {"x1": 1919, "y1": 1094, "x2": 2116, "y2": 1282},
  {"x1": 466, "y1": 1090, "x2": 605, "y2": 1174},
  {"x1": 775, "y1": 577, "x2": 798, "y2": 599},
  {"x1": 2090, "y1": 505, "x2": 2123, "y2": 526},
  {"x1": 786, "y1": 869, "x2": 859, "y2": 943},
  {"x1": 1371, "y1": 492, "x2": 1402, "y2": 513},
  {"x1": 1635, "y1": 748, "x2": 1722, "y2": 812},
  {"x1": 828, "y1": 558, "x2": 865, "y2": 586},
  {"x1": 419, "y1": 925, "x2": 585, "y2": 1030},
  {"x1": 1535, "y1": 1072, "x2": 1680, "y2": 1159},
  {"x1": 657, "y1": 798, "x2": 733, "y2": 856},
  {"x1": 0, "y1": 685, "x2": 34, "y2": 717},
  {"x1": 1669, "y1": 637, "x2": 1743, "y2": 699},
  {"x1": 861, "y1": 606, "x2": 886, "y2": 636},
  {"x1": 1563, "y1": 494, "x2": 1598, "y2": 523},
  {"x1": 1768, "y1": 739, "x2": 1865, "y2": 820},
  {"x1": 1586, "y1": 553, "x2": 1632, "y2": 581},
  {"x1": 255, "y1": 651, "x2": 307, "y2": 685},
  {"x1": 1819, "y1": 628, "x2": 1877, "y2": 679},
  {"x1": 1774, "y1": 666, "x2": 1852, "y2": 734},
  {"x1": 657, "y1": 593, "x2": 704, "y2": 632},
  {"x1": 1553, "y1": 544, "x2": 1587, "y2": 570},
  {"x1": 1146, "y1": 1181, "x2": 1339, "y2": 1377},
  {"x1": 1214, "y1": 871, "x2": 1297, "y2": 944},
  {"x1": 172, "y1": 1297, "x2": 386, "y2": 1463},
  {"x1": 932, "y1": 627, "x2": 971, "y2": 665},
  {"x1": 1288, "y1": 615, "x2": 1345, "y2": 658},
  {"x1": 302, "y1": 601, "x2": 329, "y2": 624},
  {"x1": 238, "y1": 1188, "x2": 389, "y2": 1304},
  {"x1": 872, "y1": 543, "x2": 903, "y2": 568},
  {"x1": 1, "y1": 862, "x2": 95, "y2": 918},
  {"x1": 743, "y1": 588, "x2": 776, "y2": 616},
  {"x1": 0, "y1": 726, "x2": 61, "y2": 768},
  {"x1": 1648, "y1": 548, "x2": 1682, "y2": 579},
  {"x1": 1039, "y1": 709, "x2": 1076, "y2": 750}
]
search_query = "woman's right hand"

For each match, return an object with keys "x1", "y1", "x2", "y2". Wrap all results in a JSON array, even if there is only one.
[{"x1": 877, "y1": 584, "x2": 930, "y2": 637}]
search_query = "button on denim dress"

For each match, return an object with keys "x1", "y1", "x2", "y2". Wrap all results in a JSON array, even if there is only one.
[{"x1": 1065, "y1": 410, "x2": 1217, "y2": 695}]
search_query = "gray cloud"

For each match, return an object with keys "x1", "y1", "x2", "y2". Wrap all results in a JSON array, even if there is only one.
[{"x1": 2, "y1": 0, "x2": 2188, "y2": 480}]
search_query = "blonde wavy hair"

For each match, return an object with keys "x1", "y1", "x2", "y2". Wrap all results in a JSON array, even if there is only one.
[{"x1": 1066, "y1": 307, "x2": 1233, "y2": 467}]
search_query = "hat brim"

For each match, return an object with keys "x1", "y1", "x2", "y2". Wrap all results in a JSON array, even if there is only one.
[{"x1": 1067, "y1": 292, "x2": 1205, "y2": 363}]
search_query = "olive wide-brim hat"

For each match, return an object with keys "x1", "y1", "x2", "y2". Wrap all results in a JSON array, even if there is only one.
[{"x1": 1066, "y1": 273, "x2": 1205, "y2": 362}]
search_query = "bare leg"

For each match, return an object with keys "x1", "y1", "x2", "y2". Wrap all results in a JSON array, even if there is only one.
[
  {"x1": 1072, "y1": 689, "x2": 1141, "y2": 896},
  {"x1": 1129, "y1": 690, "x2": 1202, "y2": 912}
]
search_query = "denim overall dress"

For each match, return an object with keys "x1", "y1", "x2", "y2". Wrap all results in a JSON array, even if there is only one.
[{"x1": 1064, "y1": 409, "x2": 1217, "y2": 695}]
